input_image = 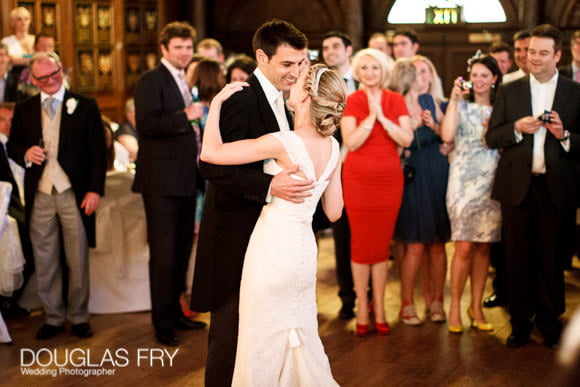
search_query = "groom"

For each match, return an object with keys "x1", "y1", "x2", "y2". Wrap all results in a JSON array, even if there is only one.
[{"x1": 190, "y1": 19, "x2": 312, "y2": 386}]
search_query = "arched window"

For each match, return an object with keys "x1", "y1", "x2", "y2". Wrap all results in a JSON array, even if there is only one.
[{"x1": 387, "y1": 0, "x2": 507, "y2": 24}]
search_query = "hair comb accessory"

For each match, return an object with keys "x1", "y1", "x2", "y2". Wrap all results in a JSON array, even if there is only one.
[
  {"x1": 313, "y1": 67, "x2": 329, "y2": 95},
  {"x1": 466, "y1": 49, "x2": 483, "y2": 72}
]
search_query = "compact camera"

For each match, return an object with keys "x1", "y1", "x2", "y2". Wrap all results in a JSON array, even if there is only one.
[
  {"x1": 538, "y1": 110, "x2": 551, "y2": 123},
  {"x1": 460, "y1": 80, "x2": 473, "y2": 90}
]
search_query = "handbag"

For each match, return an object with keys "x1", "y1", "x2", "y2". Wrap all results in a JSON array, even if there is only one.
[
  {"x1": 401, "y1": 154, "x2": 415, "y2": 185},
  {"x1": 401, "y1": 128, "x2": 420, "y2": 185}
]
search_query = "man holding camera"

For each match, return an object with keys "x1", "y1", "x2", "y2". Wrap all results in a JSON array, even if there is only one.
[{"x1": 486, "y1": 24, "x2": 580, "y2": 348}]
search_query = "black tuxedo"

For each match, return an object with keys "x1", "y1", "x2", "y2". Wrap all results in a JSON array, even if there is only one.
[
  {"x1": 486, "y1": 74, "x2": 580, "y2": 338},
  {"x1": 8, "y1": 91, "x2": 106, "y2": 247},
  {"x1": 191, "y1": 73, "x2": 289, "y2": 386},
  {"x1": 558, "y1": 63, "x2": 573, "y2": 80},
  {"x1": 191, "y1": 74, "x2": 289, "y2": 311},
  {"x1": 133, "y1": 64, "x2": 200, "y2": 333}
]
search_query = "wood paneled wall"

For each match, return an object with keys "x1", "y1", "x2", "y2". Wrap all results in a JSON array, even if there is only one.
[{"x1": 1, "y1": 0, "x2": 579, "y2": 119}]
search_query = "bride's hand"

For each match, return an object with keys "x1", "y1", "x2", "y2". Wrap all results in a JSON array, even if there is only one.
[{"x1": 212, "y1": 82, "x2": 249, "y2": 106}]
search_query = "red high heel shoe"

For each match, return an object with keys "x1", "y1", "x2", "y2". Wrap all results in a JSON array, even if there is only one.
[
  {"x1": 180, "y1": 293, "x2": 197, "y2": 318},
  {"x1": 356, "y1": 324, "x2": 369, "y2": 337},
  {"x1": 375, "y1": 321, "x2": 390, "y2": 335}
]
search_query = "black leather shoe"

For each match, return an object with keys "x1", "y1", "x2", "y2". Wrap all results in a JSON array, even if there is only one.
[
  {"x1": 0, "y1": 298, "x2": 29, "y2": 318},
  {"x1": 36, "y1": 324, "x2": 65, "y2": 340},
  {"x1": 338, "y1": 306, "x2": 355, "y2": 320},
  {"x1": 543, "y1": 334, "x2": 560, "y2": 349},
  {"x1": 72, "y1": 323, "x2": 94, "y2": 338},
  {"x1": 174, "y1": 317, "x2": 207, "y2": 330},
  {"x1": 483, "y1": 293, "x2": 505, "y2": 308},
  {"x1": 506, "y1": 332, "x2": 529, "y2": 348},
  {"x1": 156, "y1": 329, "x2": 180, "y2": 346}
]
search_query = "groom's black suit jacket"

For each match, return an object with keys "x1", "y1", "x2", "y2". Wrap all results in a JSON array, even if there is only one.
[
  {"x1": 486, "y1": 75, "x2": 580, "y2": 209},
  {"x1": 8, "y1": 91, "x2": 106, "y2": 247},
  {"x1": 191, "y1": 74, "x2": 292, "y2": 312}
]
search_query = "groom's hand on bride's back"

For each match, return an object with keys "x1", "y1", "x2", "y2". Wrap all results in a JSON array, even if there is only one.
[{"x1": 271, "y1": 165, "x2": 314, "y2": 203}]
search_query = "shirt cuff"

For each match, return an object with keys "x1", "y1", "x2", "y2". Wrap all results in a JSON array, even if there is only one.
[
  {"x1": 265, "y1": 182, "x2": 273, "y2": 203},
  {"x1": 514, "y1": 129, "x2": 523, "y2": 143},
  {"x1": 560, "y1": 138, "x2": 570, "y2": 152},
  {"x1": 25, "y1": 159, "x2": 32, "y2": 168}
]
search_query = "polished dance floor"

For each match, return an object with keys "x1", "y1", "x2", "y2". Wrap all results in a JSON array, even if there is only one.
[{"x1": 1, "y1": 235, "x2": 579, "y2": 386}]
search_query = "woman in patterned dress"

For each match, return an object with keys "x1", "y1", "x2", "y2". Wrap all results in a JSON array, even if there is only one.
[{"x1": 441, "y1": 55, "x2": 502, "y2": 333}]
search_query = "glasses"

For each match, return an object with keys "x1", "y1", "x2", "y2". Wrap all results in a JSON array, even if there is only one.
[{"x1": 32, "y1": 68, "x2": 62, "y2": 83}]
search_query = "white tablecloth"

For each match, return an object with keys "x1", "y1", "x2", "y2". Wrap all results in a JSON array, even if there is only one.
[
  {"x1": 0, "y1": 181, "x2": 24, "y2": 297},
  {"x1": 88, "y1": 171, "x2": 151, "y2": 314}
]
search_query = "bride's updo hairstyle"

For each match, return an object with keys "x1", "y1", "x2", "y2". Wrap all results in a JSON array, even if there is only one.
[{"x1": 303, "y1": 64, "x2": 347, "y2": 136}]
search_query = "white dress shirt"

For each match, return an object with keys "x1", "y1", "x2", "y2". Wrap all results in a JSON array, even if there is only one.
[
  {"x1": 160, "y1": 57, "x2": 191, "y2": 106},
  {"x1": 572, "y1": 63, "x2": 580, "y2": 82},
  {"x1": 253, "y1": 68, "x2": 290, "y2": 132},
  {"x1": 253, "y1": 68, "x2": 292, "y2": 202},
  {"x1": 530, "y1": 71, "x2": 558, "y2": 174},
  {"x1": 502, "y1": 68, "x2": 526, "y2": 84},
  {"x1": 343, "y1": 66, "x2": 357, "y2": 95},
  {"x1": 514, "y1": 71, "x2": 570, "y2": 173}
]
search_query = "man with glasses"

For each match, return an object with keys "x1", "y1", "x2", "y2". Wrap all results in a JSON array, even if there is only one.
[{"x1": 8, "y1": 52, "x2": 106, "y2": 340}]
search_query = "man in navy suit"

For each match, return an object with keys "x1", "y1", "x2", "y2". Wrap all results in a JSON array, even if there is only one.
[
  {"x1": 191, "y1": 19, "x2": 312, "y2": 386},
  {"x1": 486, "y1": 24, "x2": 580, "y2": 348},
  {"x1": 133, "y1": 21, "x2": 206, "y2": 347},
  {"x1": 8, "y1": 52, "x2": 107, "y2": 340}
]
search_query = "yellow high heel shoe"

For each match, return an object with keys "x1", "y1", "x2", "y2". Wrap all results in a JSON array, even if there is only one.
[{"x1": 468, "y1": 306, "x2": 493, "y2": 331}]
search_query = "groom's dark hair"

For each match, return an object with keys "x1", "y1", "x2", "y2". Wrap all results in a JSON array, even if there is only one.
[{"x1": 252, "y1": 19, "x2": 308, "y2": 59}]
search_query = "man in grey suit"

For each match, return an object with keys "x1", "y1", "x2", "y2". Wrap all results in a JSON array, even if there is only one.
[
  {"x1": 486, "y1": 24, "x2": 580, "y2": 348},
  {"x1": 8, "y1": 52, "x2": 107, "y2": 340}
]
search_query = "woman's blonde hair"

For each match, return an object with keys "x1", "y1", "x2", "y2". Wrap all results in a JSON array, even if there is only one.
[
  {"x1": 10, "y1": 7, "x2": 31, "y2": 23},
  {"x1": 389, "y1": 58, "x2": 416, "y2": 96},
  {"x1": 351, "y1": 48, "x2": 391, "y2": 89},
  {"x1": 410, "y1": 55, "x2": 445, "y2": 102},
  {"x1": 303, "y1": 64, "x2": 347, "y2": 136}
]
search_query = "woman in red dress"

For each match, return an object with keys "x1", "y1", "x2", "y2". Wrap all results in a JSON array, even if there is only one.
[{"x1": 341, "y1": 49, "x2": 413, "y2": 336}]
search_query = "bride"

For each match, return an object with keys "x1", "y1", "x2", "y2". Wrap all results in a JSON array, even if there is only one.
[{"x1": 201, "y1": 63, "x2": 346, "y2": 386}]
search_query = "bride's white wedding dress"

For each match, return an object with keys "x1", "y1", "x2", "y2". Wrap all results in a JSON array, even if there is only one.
[{"x1": 232, "y1": 131, "x2": 340, "y2": 387}]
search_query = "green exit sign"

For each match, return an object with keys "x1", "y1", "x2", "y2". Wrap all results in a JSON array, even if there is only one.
[{"x1": 426, "y1": 7, "x2": 462, "y2": 24}]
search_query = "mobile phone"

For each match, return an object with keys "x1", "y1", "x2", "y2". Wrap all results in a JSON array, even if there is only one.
[{"x1": 538, "y1": 110, "x2": 551, "y2": 123}]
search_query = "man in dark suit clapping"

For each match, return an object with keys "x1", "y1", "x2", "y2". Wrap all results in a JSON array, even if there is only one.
[
  {"x1": 8, "y1": 52, "x2": 107, "y2": 340},
  {"x1": 133, "y1": 21, "x2": 206, "y2": 347},
  {"x1": 191, "y1": 19, "x2": 312, "y2": 386},
  {"x1": 486, "y1": 24, "x2": 580, "y2": 348}
]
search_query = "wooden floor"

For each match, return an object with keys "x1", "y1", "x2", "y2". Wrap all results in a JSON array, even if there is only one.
[{"x1": 1, "y1": 235, "x2": 579, "y2": 386}]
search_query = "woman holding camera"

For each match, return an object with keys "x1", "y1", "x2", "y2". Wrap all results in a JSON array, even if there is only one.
[{"x1": 441, "y1": 55, "x2": 502, "y2": 333}]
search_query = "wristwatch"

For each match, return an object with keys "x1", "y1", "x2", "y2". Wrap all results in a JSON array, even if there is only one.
[{"x1": 558, "y1": 130, "x2": 570, "y2": 142}]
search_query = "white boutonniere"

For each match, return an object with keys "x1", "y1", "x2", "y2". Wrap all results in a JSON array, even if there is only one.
[{"x1": 66, "y1": 98, "x2": 78, "y2": 115}]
